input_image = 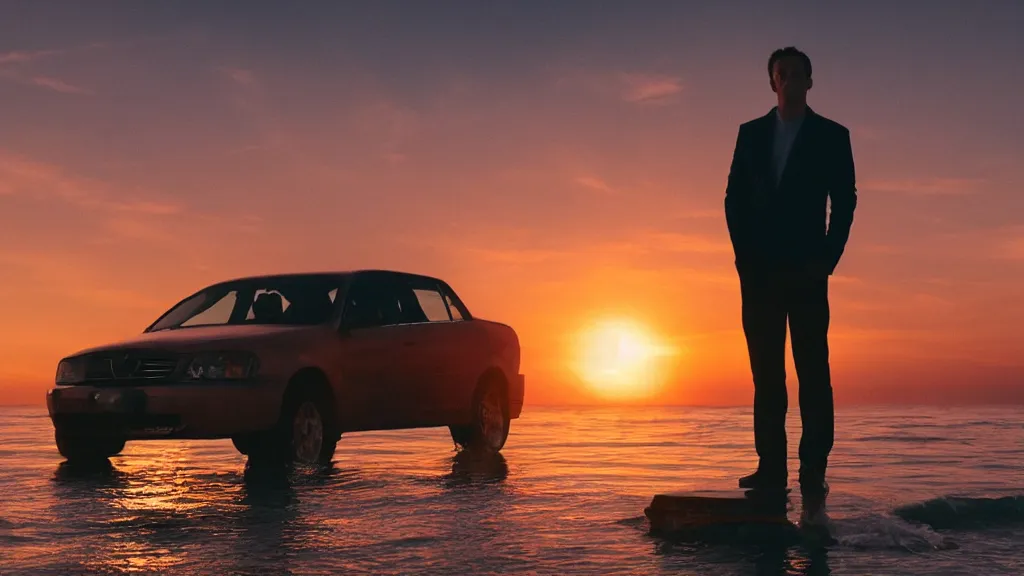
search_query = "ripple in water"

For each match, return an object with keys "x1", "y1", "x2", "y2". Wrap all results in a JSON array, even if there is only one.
[{"x1": 0, "y1": 405, "x2": 1022, "y2": 575}]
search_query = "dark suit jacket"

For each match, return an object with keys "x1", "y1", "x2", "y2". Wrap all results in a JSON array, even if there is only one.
[{"x1": 724, "y1": 106, "x2": 857, "y2": 276}]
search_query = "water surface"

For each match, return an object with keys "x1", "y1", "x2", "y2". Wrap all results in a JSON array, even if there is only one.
[{"x1": 1, "y1": 405, "x2": 1022, "y2": 575}]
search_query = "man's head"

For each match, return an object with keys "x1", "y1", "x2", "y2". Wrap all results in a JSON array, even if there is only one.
[{"x1": 768, "y1": 47, "x2": 813, "y2": 105}]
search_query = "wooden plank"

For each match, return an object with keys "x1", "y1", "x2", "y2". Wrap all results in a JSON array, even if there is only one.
[{"x1": 644, "y1": 489, "x2": 793, "y2": 532}]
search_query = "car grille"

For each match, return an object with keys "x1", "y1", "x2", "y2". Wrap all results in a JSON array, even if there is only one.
[{"x1": 81, "y1": 353, "x2": 180, "y2": 384}]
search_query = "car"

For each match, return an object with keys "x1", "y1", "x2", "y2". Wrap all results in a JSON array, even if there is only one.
[{"x1": 45, "y1": 269, "x2": 525, "y2": 466}]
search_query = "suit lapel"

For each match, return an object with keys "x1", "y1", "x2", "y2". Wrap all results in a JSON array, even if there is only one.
[{"x1": 756, "y1": 109, "x2": 777, "y2": 188}]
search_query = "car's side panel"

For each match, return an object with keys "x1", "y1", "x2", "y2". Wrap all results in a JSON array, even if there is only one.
[
  {"x1": 428, "y1": 319, "x2": 485, "y2": 425},
  {"x1": 335, "y1": 324, "x2": 427, "y2": 431},
  {"x1": 431, "y1": 318, "x2": 523, "y2": 425}
]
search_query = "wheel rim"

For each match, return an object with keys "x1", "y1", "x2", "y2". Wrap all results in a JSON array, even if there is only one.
[
  {"x1": 292, "y1": 401, "x2": 324, "y2": 464},
  {"x1": 478, "y1": 387, "x2": 506, "y2": 449}
]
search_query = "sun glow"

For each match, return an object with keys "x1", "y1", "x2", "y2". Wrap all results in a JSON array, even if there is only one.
[{"x1": 571, "y1": 318, "x2": 680, "y2": 400}]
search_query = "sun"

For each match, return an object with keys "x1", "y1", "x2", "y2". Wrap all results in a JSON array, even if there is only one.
[{"x1": 571, "y1": 318, "x2": 679, "y2": 400}]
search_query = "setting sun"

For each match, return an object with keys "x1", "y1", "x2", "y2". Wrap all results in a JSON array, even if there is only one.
[{"x1": 571, "y1": 318, "x2": 680, "y2": 400}]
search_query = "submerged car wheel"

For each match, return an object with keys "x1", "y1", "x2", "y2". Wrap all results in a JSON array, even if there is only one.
[
  {"x1": 247, "y1": 383, "x2": 338, "y2": 467},
  {"x1": 291, "y1": 399, "x2": 326, "y2": 465},
  {"x1": 54, "y1": 430, "x2": 126, "y2": 462},
  {"x1": 450, "y1": 377, "x2": 510, "y2": 453}
]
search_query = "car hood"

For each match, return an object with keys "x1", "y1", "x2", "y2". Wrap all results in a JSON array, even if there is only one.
[{"x1": 67, "y1": 324, "x2": 322, "y2": 357}]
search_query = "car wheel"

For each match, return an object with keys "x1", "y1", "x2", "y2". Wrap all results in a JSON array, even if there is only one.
[
  {"x1": 249, "y1": 385, "x2": 338, "y2": 467},
  {"x1": 450, "y1": 378, "x2": 510, "y2": 453},
  {"x1": 54, "y1": 429, "x2": 126, "y2": 462}
]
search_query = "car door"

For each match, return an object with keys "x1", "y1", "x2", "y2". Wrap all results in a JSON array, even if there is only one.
[
  {"x1": 433, "y1": 281, "x2": 484, "y2": 420},
  {"x1": 392, "y1": 275, "x2": 459, "y2": 426},
  {"x1": 337, "y1": 274, "x2": 422, "y2": 430}
]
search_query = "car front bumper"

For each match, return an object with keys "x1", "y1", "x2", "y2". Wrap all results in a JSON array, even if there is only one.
[{"x1": 46, "y1": 381, "x2": 282, "y2": 440}]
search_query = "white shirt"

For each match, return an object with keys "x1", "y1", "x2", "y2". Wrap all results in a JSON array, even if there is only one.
[{"x1": 772, "y1": 108, "x2": 805, "y2": 185}]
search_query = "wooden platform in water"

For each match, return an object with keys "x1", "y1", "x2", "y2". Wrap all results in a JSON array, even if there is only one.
[{"x1": 644, "y1": 489, "x2": 793, "y2": 532}]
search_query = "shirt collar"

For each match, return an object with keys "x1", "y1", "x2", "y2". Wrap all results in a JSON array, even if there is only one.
[{"x1": 775, "y1": 106, "x2": 806, "y2": 129}]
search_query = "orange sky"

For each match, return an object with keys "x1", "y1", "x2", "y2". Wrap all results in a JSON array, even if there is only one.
[{"x1": 1, "y1": 3, "x2": 1023, "y2": 406}]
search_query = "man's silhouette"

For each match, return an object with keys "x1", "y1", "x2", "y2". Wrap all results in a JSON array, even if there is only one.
[{"x1": 724, "y1": 47, "x2": 857, "y2": 499}]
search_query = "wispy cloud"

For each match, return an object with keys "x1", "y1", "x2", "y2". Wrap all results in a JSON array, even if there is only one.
[
  {"x1": 28, "y1": 75, "x2": 92, "y2": 95},
  {"x1": 219, "y1": 66, "x2": 255, "y2": 86},
  {"x1": 554, "y1": 69, "x2": 683, "y2": 105},
  {"x1": 0, "y1": 48, "x2": 62, "y2": 66},
  {"x1": 991, "y1": 226, "x2": 1024, "y2": 260},
  {"x1": 0, "y1": 45, "x2": 102, "y2": 95},
  {"x1": 0, "y1": 151, "x2": 179, "y2": 213},
  {"x1": 619, "y1": 73, "x2": 683, "y2": 103},
  {"x1": 0, "y1": 249, "x2": 168, "y2": 311},
  {"x1": 861, "y1": 177, "x2": 985, "y2": 196},
  {"x1": 574, "y1": 176, "x2": 617, "y2": 195}
]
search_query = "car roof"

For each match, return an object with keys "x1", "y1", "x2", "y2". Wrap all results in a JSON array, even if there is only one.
[{"x1": 208, "y1": 269, "x2": 446, "y2": 286}]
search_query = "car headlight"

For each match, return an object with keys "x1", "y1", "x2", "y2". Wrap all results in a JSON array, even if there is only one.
[
  {"x1": 55, "y1": 357, "x2": 87, "y2": 385},
  {"x1": 186, "y1": 352, "x2": 259, "y2": 381}
]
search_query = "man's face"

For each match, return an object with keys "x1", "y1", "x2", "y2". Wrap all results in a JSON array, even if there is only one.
[{"x1": 771, "y1": 55, "x2": 811, "y2": 101}]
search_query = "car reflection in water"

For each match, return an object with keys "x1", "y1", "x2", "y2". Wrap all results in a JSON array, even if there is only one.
[
  {"x1": 45, "y1": 438, "x2": 516, "y2": 575},
  {"x1": 444, "y1": 448, "x2": 510, "y2": 488}
]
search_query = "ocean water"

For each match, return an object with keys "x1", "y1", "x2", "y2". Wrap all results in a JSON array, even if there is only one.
[{"x1": 1, "y1": 405, "x2": 1021, "y2": 575}]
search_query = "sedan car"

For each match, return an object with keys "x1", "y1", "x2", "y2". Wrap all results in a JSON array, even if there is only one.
[{"x1": 46, "y1": 269, "x2": 525, "y2": 466}]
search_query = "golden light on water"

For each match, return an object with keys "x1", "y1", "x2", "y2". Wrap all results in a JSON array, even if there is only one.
[{"x1": 570, "y1": 318, "x2": 681, "y2": 400}]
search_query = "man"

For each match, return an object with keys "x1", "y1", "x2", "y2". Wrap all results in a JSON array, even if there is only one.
[{"x1": 724, "y1": 47, "x2": 857, "y2": 501}]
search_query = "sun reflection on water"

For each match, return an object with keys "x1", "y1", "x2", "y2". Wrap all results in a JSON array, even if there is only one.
[{"x1": 0, "y1": 406, "x2": 1020, "y2": 574}]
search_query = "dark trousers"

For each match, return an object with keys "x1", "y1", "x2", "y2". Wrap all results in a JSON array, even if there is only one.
[{"x1": 739, "y1": 267, "x2": 834, "y2": 484}]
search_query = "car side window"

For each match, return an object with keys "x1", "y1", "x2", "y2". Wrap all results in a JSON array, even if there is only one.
[
  {"x1": 411, "y1": 287, "x2": 451, "y2": 322},
  {"x1": 396, "y1": 276, "x2": 457, "y2": 323},
  {"x1": 440, "y1": 285, "x2": 469, "y2": 321},
  {"x1": 343, "y1": 277, "x2": 403, "y2": 329},
  {"x1": 444, "y1": 294, "x2": 464, "y2": 321}
]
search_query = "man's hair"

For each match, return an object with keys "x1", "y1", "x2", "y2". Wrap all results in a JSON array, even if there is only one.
[{"x1": 768, "y1": 46, "x2": 812, "y2": 79}]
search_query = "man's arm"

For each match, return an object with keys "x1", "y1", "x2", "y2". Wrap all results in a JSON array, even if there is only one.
[
  {"x1": 724, "y1": 125, "x2": 754, "y2": 270},
  {"x1": 824, "y1": 126, "x2": 857, "y2": 274}
]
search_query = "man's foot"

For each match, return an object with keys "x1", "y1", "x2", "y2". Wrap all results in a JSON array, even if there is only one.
[
  {"x1": 738, "y1": 469, "x2": 787, "y2": 492},
  {"x1": 800, "y1": 479, "x2": 831, "y2": 528},
  {"x1": 800, "y1": 494, "x2": 831, "y2": 528},
  {"x1": 799, "y1": 468, "x2": 829, "y2": 498}
]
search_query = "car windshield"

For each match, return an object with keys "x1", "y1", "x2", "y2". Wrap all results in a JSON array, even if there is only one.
[{"x1": 147, "y1": 275, "x2": 344, "y2": 332}]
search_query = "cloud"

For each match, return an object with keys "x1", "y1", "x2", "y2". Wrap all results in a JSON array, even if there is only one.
[
  {"x1": 0, "y1": 249, "x2": 167, "y2": 311},
  {"x1": 554, "y1": 69, "x2": 683, "y2": 105},
  {"x1": 28, "y1": 75, "x2": 92, "y2": 95},
  {"x1": 915, "y1": 225, "x2": 1024, "y2": 262},
  {"x1": 110, "y1": 200, "x2": 182, "y2": 215},
  {"x1": 619, "y1": 73, "x2": 683, "y2": 103},
  {"x1": 0, "y1": 48, "x2": 61, "y2": 66},
  {"x1": 860, "y1": 177, "x2": 985, "y2": 196},
  {"x1": 0, "y1": 45, "x2": 101, "y2": 95},
  {"x1": 218, "y1": 66, "x2": 255, "y2": 86},
  {"x1": 0, "y1": 151, "x2": 180, "y2": 214},
  {"x1": 989, "y1": 226, "x2": 1024, "y2": 260},
  {"x1": 425, "y1": 225, "x2": 733, "y2": 275},
  {"x1": 574, "y1": 176, "x2": 617, "y2": 195}
]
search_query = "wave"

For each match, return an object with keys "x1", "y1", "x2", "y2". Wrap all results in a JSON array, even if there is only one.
[{"x1": 894, "y1": 494, "x2": 1024, "y2": 530}]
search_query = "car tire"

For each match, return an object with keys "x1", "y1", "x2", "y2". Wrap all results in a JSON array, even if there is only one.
[
  {"x1": 450, "y1": 377, "x2": 510, "y2": 453},
  {"x1": 54, "y1": 429, "x2": 126, "y2": 462},
  {"x1": 248, "y1": 385, "x2": 338, "y2": 467}
]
